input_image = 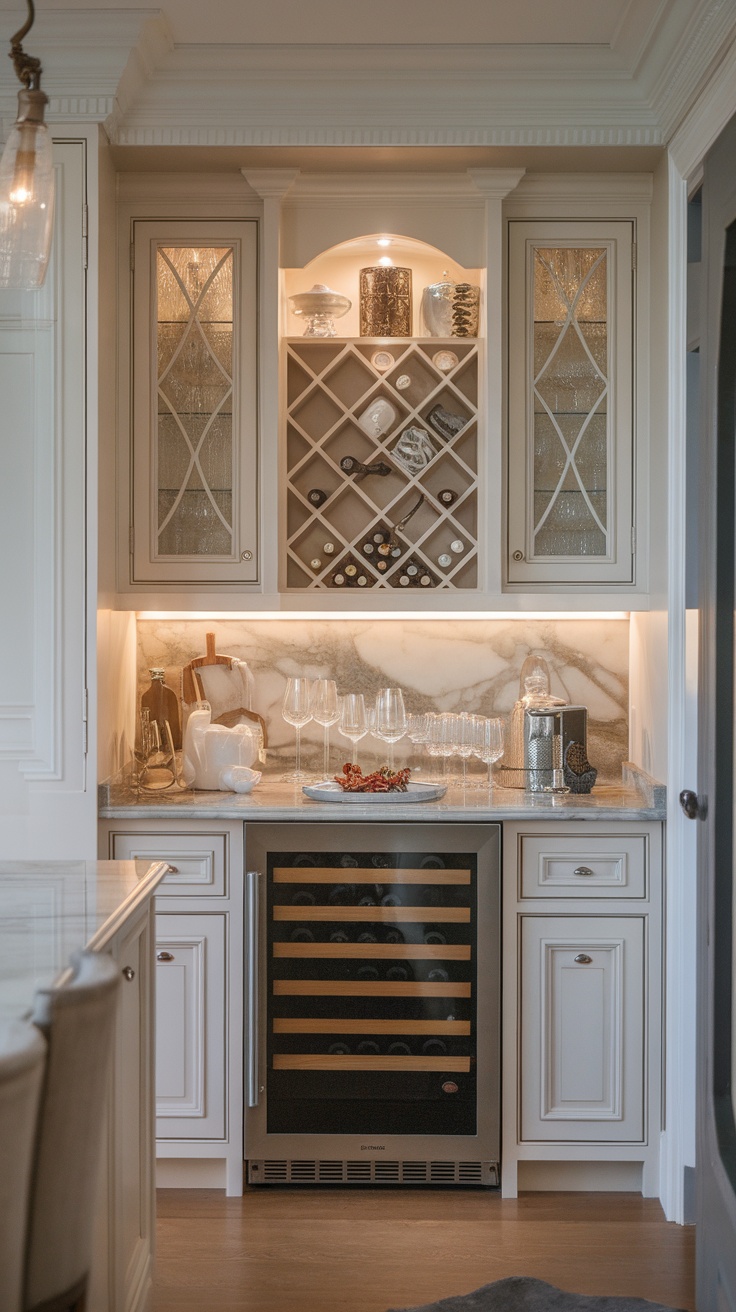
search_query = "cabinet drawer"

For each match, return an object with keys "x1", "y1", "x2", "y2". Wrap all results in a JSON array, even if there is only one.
[
  {"x1": 110, "y1": 832, "x2": 227, "y2": 897},
  {"x1": 519, "y1": 834, "x2": 647, "y2": 899}
]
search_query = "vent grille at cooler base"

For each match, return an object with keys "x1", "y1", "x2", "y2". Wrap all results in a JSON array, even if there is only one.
[{"x1": 248, "y1": 1159, "x2": 498, "y2": 1186}]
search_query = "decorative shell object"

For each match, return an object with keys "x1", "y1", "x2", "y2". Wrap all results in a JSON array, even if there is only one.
[
  {"x1": 288, "y1": 283, "x2": 351, "y2": 337},
  {"x1": 422, "y1": 275, "x2": 480, "y2": 337}
]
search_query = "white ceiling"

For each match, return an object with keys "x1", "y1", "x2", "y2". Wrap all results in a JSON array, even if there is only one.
[{"x1": 30, "y1": 0, "x2": 657, "y2": 47}]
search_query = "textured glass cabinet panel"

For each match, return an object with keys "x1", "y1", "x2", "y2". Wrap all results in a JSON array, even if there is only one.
[
  {"x1": 507, "y1": 220, "x2": 634, "y2": 586},
  {"x1": 532, "y1": 246, "x2": 608, "y2": 558},
  {"x1": 131, "y1": 219, "x2": 258, "y2": 587},
  {"x1": 155, "y1": 246, "x2": 235, "y2": 557}
]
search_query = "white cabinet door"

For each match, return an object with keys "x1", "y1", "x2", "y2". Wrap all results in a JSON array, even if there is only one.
[
  {"x1": 131, "y1": 220, "x2": 259, "y2": 586},
  {"x1": 507, "y1": 221, "x2": 634, "y2": 585},
  {"x1": 520, "y1": 915, "x2": 644, "y2": 1142},
  {"x1": 89, "y1": 901, "x2": 155, "y2": 1312},
  {"x1": 155, "y1": 912, "x2": 226, "y2": 1140}
]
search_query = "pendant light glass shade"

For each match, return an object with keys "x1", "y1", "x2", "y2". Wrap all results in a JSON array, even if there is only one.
[{"x1": 0, "y1": 87, "x2": 55, "y2": 288}]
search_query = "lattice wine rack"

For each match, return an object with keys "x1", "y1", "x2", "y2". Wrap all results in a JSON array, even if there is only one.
[{"x1": 284, "y1": 338, "x2": 479, "y2": 590}]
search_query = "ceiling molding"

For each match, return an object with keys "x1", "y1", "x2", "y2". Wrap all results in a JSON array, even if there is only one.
[{"x1": 0, "y1": 5, "x2": 733, "y2": 151}]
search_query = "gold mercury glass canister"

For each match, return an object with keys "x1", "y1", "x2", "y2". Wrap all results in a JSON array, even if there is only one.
[{"x1": 359, "y1": 266, "x2": 412, "y2": 337}]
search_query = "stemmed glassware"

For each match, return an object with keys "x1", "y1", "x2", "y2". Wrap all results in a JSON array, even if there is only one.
[
  {"x1": 406, "y1": 712, "x2": 430, "y2": 779},
  {"x1": 339, "y1": 693, "x2": 369, "y2": 769},
  {"x1": 477, "y1": 717, "x2": 505, "y2": 790},
  {"x1": 281, "y1": 677, "x2": 313, "y2": 782},
  {"x1": 310, "y1": 678, "x2": 340, "y2": 780},
  {"x1": 374, "y1": 687, "x2": 407, "y2": 771},
  {"x1": 457, "y1": 712, "x2": 480, "y2": 791}
]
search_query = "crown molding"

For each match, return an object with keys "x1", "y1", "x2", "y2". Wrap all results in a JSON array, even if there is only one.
[
  {"x1": 668, "y1": 33, "x2": 736, "y2": 178},
  {"x1": 0, "y1": 8, "x2": 733, "y2": 150}
]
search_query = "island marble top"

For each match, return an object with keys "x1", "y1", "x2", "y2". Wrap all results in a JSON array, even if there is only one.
[
  {"x1": 99, "y1": 763, "x2": 665, "y2": 823},
  {"x1": 0, "y1": 859, "x2": 169, "y2": 1020}
]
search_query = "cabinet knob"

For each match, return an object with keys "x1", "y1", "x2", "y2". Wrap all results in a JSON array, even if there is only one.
[
  {"x1": 573, "y1": 865, "x2": 594, "y2": 877},
  {"x1": 573, "y1": 953, "x2": 593, "y2": 964},
  {"x1": 157, "y1": 951, "x2": 174, "y2": 962},
  {"x1": 121, "y1": 965, "x2": 136, "y2": 981},
  {"x1": 241, "y1": 550, "x2": 253, "y2": 562},
  {"x1": 165, "y1": 865, "x2": 179, "y2": 875},
  {"x1": 512, "y1": 550, "x2": 524, "y2": 562},
  {"x1": 679, "y1": 789, "x2": 704, "y2": 820}
]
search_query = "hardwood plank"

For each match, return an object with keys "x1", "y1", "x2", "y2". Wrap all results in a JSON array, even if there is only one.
[
  {"x1": 273, "y1": 1019, "x2": 471, "y2": 1035},
  {"x1": 272, "y1": 1054, "x2": 471, "y2": 1071},
  {"x1": 273, "y1": 979, "x2": 472, "y2": 997},
  {"x1": 274, "y1": 868, "x2": 470, "y2": 884},
  {"x1": 273, "y1": 942, "x2": 471, "y2": 959},
  {"x1": 273, "y1": 905, "x2": 470, "y2": 922},
  {"x1": 152, "y1": 1189, "x2": 695, "y2": 1312}
]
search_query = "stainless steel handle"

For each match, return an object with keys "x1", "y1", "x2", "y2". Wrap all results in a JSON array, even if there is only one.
[
  {"x1": 246, "y1": 869, "x2": 261, "y2": 1108},
  {"x1": 573, "y1": 866, "x2": 594, "y2": 878},
  {"x1": 157, "y1": 951, "x2": 174, "y2": 962},
  {"x1": 574, "y1": 953, "x2": 593, "y2": 964},
  {"x1": 122, "y1": 965, "x2": 135, "y2": 981}
]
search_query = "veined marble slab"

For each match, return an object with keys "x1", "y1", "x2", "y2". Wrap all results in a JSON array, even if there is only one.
[{"x1": 136, "y1": 617, "x2": 629, "y2": 784}]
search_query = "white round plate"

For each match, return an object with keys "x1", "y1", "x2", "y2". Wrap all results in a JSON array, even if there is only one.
[{"x1": 302, "y1": 781, "x2": 447, "y2": 804}]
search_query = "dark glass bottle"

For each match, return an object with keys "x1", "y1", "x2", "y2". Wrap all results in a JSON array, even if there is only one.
[
  {"x1": 141, "y1": 667, "x2": 181, "y2": 748},
  {"x1": 290, "y1": 927, "x2": 315, "y2": 943}
]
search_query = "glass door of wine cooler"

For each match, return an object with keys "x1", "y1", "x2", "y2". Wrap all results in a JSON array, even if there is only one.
[{"x1": 244, "y1": 822, "x2": 500, "y2": 1186}]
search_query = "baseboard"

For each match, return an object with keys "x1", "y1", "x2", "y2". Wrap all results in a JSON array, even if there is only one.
[
  {"x1": 517, "y1": 1161, "x2": 644, "y2": 1192},
  {"x1": 156, "y1": 1158, "x2": 227, "y2": 1188}
]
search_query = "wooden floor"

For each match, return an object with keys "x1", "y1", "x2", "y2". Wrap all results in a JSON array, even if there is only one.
[{"x1": 152, "y1": 1188, "x2": 696, "y2": 1312}]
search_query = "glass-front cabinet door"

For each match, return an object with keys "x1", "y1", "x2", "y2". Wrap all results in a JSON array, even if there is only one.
[
  {"x1": 507, "y1": 221, "x2": 634, "y2": 585},
  {"x1": 131, "y1": 220, "x2": 258, "y2": 585}
]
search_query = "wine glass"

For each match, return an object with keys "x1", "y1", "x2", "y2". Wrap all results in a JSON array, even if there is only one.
[
  {"x1": 281, "y1": 677, "x2": 313, "y2": 782},
  {"x1": 374, "y1": 686, "x2": 407, "y2": 771},
  {"x1": 477, "y1": 716, "x2": 505, "y2": 790},
  {"x1": 339, "y1": 693, "x2": 369, "y2": 770},
  {"x1": 457, "y1": 712, "x2": 480, "y2": 791},
  {"x1": 406, "y1": 712, "x2": 430, "y2": 779},
  {"x1": 310, "y1": 678, "x2": 340, "y2": 780}
]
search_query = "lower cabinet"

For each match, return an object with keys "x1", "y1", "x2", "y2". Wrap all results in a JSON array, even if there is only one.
[
  {"x1": 100, "y1": 821, "x2": 245, "y2": 1195},
  {"x1": 88, "y1": 894, "x2": 157, "y2": 1312},
  {"x1": 502, "y1": 821, "x2": 662, "y2": 1198},
  {"x1": 519, "y1": 915, "x2": 644, "y2": 1143},
  {"x1": 155, "y1": 913, "x2": 226, "y2": 1140}
]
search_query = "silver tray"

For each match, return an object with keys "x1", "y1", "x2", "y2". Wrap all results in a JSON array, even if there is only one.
[{"x1": 302, "y1": 782, "x2": 447, "y2": 804}]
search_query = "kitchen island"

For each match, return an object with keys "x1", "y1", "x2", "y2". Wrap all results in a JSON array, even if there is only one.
[{"x1": 0, "y1": 859, "x2": 169, "y2": 1312}]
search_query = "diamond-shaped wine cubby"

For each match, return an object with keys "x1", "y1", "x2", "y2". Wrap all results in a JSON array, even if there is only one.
[{"x1": 283, "y1": 338, "x2": 480, "y2": 591}]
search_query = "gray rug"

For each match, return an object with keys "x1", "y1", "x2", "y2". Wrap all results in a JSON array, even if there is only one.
[{"x1": 387, "y1": 1276, "x2": 685, "y2": 1312}]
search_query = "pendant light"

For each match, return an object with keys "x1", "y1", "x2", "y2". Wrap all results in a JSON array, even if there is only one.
[{"x1": 0, "y1": 0, "x2": 54, "y2": 289}]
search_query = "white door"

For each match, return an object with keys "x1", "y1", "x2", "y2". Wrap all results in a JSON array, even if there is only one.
[{"x1": 688, "y1": 108, "x2": 736, "y2": 1311}]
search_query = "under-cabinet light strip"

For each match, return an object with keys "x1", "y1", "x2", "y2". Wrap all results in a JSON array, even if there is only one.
[{"x1": 136, "y1": 610, "x2": 631, "y2": 621}]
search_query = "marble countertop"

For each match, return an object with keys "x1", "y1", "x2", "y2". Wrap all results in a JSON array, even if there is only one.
[
  {"x1": 99, "y1": 763, "x2": 665, "y2": 823},
  {"x1": 0, "y1": 859, "x2": 169, "y2": 1020}
]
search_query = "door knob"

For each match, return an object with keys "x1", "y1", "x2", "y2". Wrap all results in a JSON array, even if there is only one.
[{"x1": 679, "y1": 789, "x2": 703, "y2": 820}]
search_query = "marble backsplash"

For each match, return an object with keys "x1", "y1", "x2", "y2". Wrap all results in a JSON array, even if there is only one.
[{"x1": 135, "y1": 617, "x2": 629, "y2": 784}]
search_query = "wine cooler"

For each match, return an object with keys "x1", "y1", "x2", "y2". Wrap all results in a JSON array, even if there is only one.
[{"x1": 244, "y1": 822, "x2": 501, "y2": 1186}]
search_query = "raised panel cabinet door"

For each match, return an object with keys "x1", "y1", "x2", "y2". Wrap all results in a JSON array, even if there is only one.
[
  {"x1": 507, "y1": 221, "x2": 634, "y2": 585},
  {"x1": 131, "y1": 220, "x2": 259, "y2": 585},
  {"x1": 154, "y1": 912, "x2": 226, "y2": 1140},
  {"x1": 520, "y1": 915, "x2": 644, "y2": 1142}
]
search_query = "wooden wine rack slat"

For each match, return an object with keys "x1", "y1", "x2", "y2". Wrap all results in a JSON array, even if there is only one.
[
  {"x1": 273, "y1": 943, "x2": 471, "y2": 959},
  {"x1": 273, "y1": 1019, "x2": 471, "y2": 1035},
  {"x1": 273, "y1": 1055, "x2": 472, "y2": 1072},
  {"x1": 274, "y1": 905, "x2": 470, "y2": 922},
  {"x1": 273, "y1": 867, "x2": 470, "y2": 883},
  {"x1": 273, "y1": 980, "x2": 471, "y2": 997},
  {"x1": 284, "y1": 337, "x2": 480, "y2": 591}
]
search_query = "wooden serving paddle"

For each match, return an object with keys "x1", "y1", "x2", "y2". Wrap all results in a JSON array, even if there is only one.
[{"x1": 181, "y1": 632, "x2": 233, "y2": 703}]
